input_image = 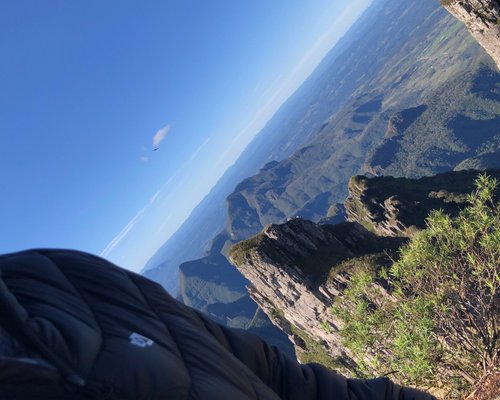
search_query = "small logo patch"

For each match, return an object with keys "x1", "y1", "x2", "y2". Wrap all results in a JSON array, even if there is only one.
[{"x1": 129, "y1": 332, "x2": 154, "y2": 348}]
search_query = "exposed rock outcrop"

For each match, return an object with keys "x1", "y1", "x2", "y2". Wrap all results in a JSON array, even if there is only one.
[
  {"x1": 443, "y1": 0, "x2": 500, "y2": 70},
  {"x1": 345, "y1": 169, "x2": 500, "y2": 237},
  {"x1": 229, "y1": 169, "x2": 500, "y2": 373},
  {"x1": 229, "y1": 218, "x2": 403, "y2": 371}
]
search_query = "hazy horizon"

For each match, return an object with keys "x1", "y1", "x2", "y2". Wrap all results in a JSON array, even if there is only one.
[{"x1": 1, "y1": 0, "x2": 372, "y2": 272}]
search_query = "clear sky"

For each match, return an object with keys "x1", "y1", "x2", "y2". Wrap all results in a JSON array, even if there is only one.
[{"x1": 0, "y1": 0, "x2": 372, "y2": 272}]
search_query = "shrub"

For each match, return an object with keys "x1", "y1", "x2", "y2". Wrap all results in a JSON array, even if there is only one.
[
  {"x1": 391, "y1": 174, "x2": 499, "y2": 383},
  {"x1": 333, "y1": 174, "x2": 499, "y2": 397}
]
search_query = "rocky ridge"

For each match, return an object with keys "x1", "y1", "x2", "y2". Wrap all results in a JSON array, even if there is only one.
[
  {"x1": 229, "y1": 168, "x2": 500, "y2": 373},
  {"x1": 443, "y1": 0, "x2": 500, "y2": 69},
  {"x1": 229, "y1": 218, "x2": 403, "y2": 371},
  {"x1": 345, "y1": 169, "x2": 500, "y2": 237}
]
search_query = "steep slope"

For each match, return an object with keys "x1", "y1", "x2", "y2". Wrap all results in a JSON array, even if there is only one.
[
  {"x1": 442, "y1": 0, "x2": 500, "y2": 69},
  {"x1": 229, "y1": 218, "x2": 404, "y2": 372}
]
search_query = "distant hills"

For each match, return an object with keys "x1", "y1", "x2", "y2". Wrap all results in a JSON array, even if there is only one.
[
  {"x1": 178, "y1": 253, "x2": 295, "y2": 357},
  {"x1": 141, "y1": 0, "x2": 500, "y2": 356},
  {"x1": 218, "y1": 0, "x2": 500, "y2": 248},
  {"x1": 365, "y1": 65, "x2": 500, "y2": 177}
]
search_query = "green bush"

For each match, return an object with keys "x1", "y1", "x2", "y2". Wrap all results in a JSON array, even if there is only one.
[
  {"x1": 333, "y1": 174, "x2": 499, "y2": 396},
  {"x1": 392, "y1": 174, "x2": 499, "y2": 382}
]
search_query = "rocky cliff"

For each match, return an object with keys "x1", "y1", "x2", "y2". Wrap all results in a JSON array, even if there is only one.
[
  {"x1": 443, "y1": 0, "x2": 500, "y2": 70},
  {"x1": 345, "y1": 169, "x2": 500, "y2": 237},
  {"x1": 229, "y1": 168, "x2": 500, "y2": 373},
  {"x1": 229, "y1": 218, "x2": 404, "y2": 371}
]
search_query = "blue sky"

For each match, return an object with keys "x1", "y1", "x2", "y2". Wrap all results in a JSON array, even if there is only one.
[{"x1": 0, "y1": 0, "x2": 371, "y2": 272}]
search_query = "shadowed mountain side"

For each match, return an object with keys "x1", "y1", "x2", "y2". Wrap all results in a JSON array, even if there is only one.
[
  {"x1": 455, "y1": 148, "x2": 500, "y2": 170},
  {"x1": 345, "y1": 168, "x2": 500, "y2": 237},
  {"x1": 179, "y1": 254, "x2": 249, "y2": 310},
  {"x1": 230, "y1": 219, "x2": 405, "y2": 286},
  {"x1": 364, "y1": 105, "x2": 428, "y2": 175},
  {"x1": 364, "y1": 66, "x2": 500, "y2": 177}
]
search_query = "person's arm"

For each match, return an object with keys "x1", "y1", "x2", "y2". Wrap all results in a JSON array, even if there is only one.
[
  {"x1": 130, "y1": 267, "x2": 436, "y2": 400},
  {"x1": 198, "y1": 312, "x2": 436, "y2": 400}
]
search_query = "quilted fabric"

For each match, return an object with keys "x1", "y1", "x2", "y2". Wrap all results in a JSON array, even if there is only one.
[{"x1": 0, "y1": 250, "x2": 435, "y2": 400}]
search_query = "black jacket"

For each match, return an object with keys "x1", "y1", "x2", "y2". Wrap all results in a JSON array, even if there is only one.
[{"x1": 0, "y1": 249, "x2": 434, "y2": 400}]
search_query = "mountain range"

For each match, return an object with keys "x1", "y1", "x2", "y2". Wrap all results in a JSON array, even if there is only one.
[{"x1": 141, "y1": 0, "x2": 500, "y2": 357}]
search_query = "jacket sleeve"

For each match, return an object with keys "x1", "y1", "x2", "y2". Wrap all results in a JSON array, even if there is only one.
[
  {"x1": 128, "y1": 268, "x2": 435, "y2": 400},
  {"x1": 197, "y1": 311, "x2": 436, "y2": 400}
]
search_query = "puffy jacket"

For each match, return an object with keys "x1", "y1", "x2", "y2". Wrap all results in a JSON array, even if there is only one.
[{"x1": 0, "y1": 249, "x2": 435, "y2": 400}]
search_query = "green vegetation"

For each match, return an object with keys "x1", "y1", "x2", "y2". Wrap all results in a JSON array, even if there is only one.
[
  {"x1": 332, "y1": 268, "x2": 385, "y2": 377},
  {"x1": 328, "y1": 253, "x2": 391, "y2": 282},
  {"x1": 320, "y1": 320, "x2": 332, "y2": 334},
  {"x1": 266, "y1": 301, "x2": 285, "y2": 321},
  {"x1": 228, "y1": 234, "x2": 265, "y2": 267},
  {"x1": 370, "y1": 66, "x2": 500, "y2": 178},
  {"x1": 290, "y1": 325, "x2": 346, "y2": 371},
  {"x1": 333, "y1": 175, "x2": 499, "y2": 397}
]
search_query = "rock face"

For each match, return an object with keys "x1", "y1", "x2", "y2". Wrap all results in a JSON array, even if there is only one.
[
  {"x1": 443, "y1": 0, "x2": 500, "y2": 70},
  {"x1": 345, "y1": 169, "x2": 500, "y2": 237},
  {"x1": 229, "y1": 218, "x2": 403, "y2": 371}
]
